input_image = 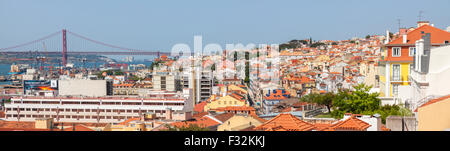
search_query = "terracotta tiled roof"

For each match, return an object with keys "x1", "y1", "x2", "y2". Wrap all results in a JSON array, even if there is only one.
[
  {"x1": 119, "y1": 117, "x2": 141, "y2": 125},
  {"x1": 381, "y1": 124, "x2": 390, "y2": 131},
  {"x1": 264, "y1": 126, "x2": 288, "y2": 131},
  {"x1": 63, "y1": 124, "x2": 95, "y2": 131},
  {"x1": 264, "y1": 90, "x2": 288, "y2": 100},
  {"x1": 415, "y1": 95, "x2": 450, "y2": 112},
  {"x1": 194, "y1": 101, "x2": 208, "y2": 113},
  {"x1": 0, "y1": 121, "x2": 35, "y2": 129},
  {"x1": 213, "y1": 113, "x2": 235, "y2": 123},
  {"x1": 192, "y1": 112, "x2": 208, "y2": 119},
  {"x1": 255, "y1": 113, "x2": 315, "y2": 131},
  {"x1": 171, "y1": 115, "x2": 221, "y2": 128},
  {"x1": 313, "y1": 123, "x2": 335, "y2": 131},
  {"x1": 330, "y1": 115, "x2": 371, "y2": 131},
  {"x1": 0, "y1": 128, "x2": 52, "y2": 131},
  {"x1": 388, "y1": 25, "x2": 450, "y2": 45}
]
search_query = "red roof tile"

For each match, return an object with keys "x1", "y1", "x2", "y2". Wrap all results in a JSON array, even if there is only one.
[
  {"x1": 330, "y1": 115, "x2": 371, "y2": 131},
  {"x1": 388, "y1": 25, "x2": 450, "y2": 45},
  {"x1": 194, "y1": 101, "x2": 208, "y2": 113},
  {"x1": 255, "y1": 113, "x2": 315, "y2": 131},
  {"x1": 63, "y1": 124, "x2": 95, "y2": 131}
]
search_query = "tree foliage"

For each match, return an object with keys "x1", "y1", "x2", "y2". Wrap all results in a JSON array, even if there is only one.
[
  {"x1": 330, "y1": 84, "x2": 381, "y2": 118},
  {"x1": 244, "y1": 52, "x2": 250, "y2": 85},
  {"x1": 279, "y1": 39, "x2": 308, "y2": 50},
  {"x1": 310, "y1": 42, "x2": 326, "y2": 48},
  {"x1": 299, "y1": 84, "x2": 411, "y2": 124},
  {"x1": 150, "y1": 60, "x2": 163, "y2": 70},
  {"x1": 211, "y1": 63, "x2": 216, "y2": 71},
  {"x1": 300, "y1": 92, "x2": 334, "y2": 113}
]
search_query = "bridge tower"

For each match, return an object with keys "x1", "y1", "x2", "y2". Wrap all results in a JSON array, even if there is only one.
[{"x1": 62, "y1": 29, "x2": 68, "y2": 67}]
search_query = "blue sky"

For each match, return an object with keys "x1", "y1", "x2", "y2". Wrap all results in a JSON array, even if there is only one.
[{"x1": 1, "y1": 0, "x2": 450, "y2": 52}]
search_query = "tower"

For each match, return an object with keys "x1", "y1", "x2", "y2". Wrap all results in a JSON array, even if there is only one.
[{"x1": 62, "y1": 29, "x2": 67, "y2": 67}]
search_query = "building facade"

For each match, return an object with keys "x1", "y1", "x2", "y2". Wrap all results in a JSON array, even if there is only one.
[
  {"x1": 380, "y1": 22, "x2": 450, "y2": 100},
  {"x1": 4, "y1": 96, "x2": 189, "y2": 123}
]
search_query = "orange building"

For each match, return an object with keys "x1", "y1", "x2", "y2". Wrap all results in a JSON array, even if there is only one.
[{"x1": 381, "y1": 21, "x2": 450, "y2": 97}]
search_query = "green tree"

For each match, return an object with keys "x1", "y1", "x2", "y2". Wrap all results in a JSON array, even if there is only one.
[
  {"x1": 365, "y1": 35, "x2": 371, "y2": 39},
  {"x1": 150, "y1": 60, "x2": 163, "y2": 70},
  {"x1": 300, "y1": 92, "x2": 334, "y2": 113},
  {"x1": 300, "y1": 84, "x2": 408, "y2": 124},
  {"x1": 331, "y1": 84, "x2": 381, "y2": 118},
  {"x1": 310, "y1": 42, "x2": 326, "y2": 48},
  {"x1": 244, "y1": 52, "x2": 250, "y2": 85},
  {"x1": 211, "y1": 63, "x2": 216, "y2": 71}
]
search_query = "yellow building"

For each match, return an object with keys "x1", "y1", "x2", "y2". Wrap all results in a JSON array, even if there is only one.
[
  {"x1": 417, "y1": 95, "x2": 450, "y2": 131},
  {"x1": 204, "y1": 94, "x2": 248, "y2": 112},
  {"x1": 104, "y1": 113, "x2": 161, "y2": 131},
  {"x1": 380, "y1": 22, "x2": 450, "y2": 97},
  {"x1": 217, "y1": 115, "x2": 266, "y2": 131},
  {"x1": 227, "y1": 85, "x2": 247, "y2": 94},
  {"x1": 35, "y1": 118, "x2": 54, "y2": 129}
]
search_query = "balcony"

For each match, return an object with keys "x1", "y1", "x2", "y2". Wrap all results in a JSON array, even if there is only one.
[
  {"x1": 409, "y1": 70, "x2": 429, "y2": 84},
  {"x1": 390, "y1": 76, "x2": 409, "y2": 82}
]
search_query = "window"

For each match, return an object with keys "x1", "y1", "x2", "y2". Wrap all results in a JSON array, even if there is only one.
[
  {"x1": 445, "y1": 40, "x2": 449, "y2": 44},
  {"x1": 409, "y1": 47, "x2": 416, "y2": 56},
  {"x1": 392, "y1": 84, "x2": 399, "y2": 96},
  {"x1": 392, "y1": 64, "x2": 401, "y2": 81},
  {"x1": 392, "y1": 47, "x2": 401, "y2": 57}
]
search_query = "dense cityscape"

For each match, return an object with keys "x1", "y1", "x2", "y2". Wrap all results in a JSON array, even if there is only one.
[{"x1": 1, "y1": 19, "x2": 449, "y2": 131}]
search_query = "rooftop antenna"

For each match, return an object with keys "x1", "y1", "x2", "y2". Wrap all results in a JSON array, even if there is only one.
[
  {"x1": 418, "y1": 10, "x2": 424, "y2": 21},
  {"x1": 397, "y1": 19, "x2": 402, "y2": 31}
]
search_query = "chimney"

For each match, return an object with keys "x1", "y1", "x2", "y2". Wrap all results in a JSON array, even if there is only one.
[
  {"x1": 399, "y1": 28, "x2": 407, "y2": 35},
  {"x1": 403, "y1": 34, "x2": 407, "y2": 44},
  {"x1": 343, "y1": 113, "x2": 352, "y2": 120},
  {"x1": 417, "y1": 21, "x2": 430, "y2": 28},
  {"x1": 373, "y1": 114, "x2": 382, "y2": 131}
]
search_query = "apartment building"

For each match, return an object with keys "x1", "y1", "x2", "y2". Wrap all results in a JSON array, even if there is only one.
[
  {"x1": 407, "y1": 39, "x2": 450, "y2": 109},
  {"x1": 181, "y1": 70, "x2": 214, "y2": 103},
  {"x1": 380, "y1": 21, "x2": 450, "y2": 98},
  {"x1": 3, "y1": 95, "x2": 191, "y2": 123},
  {"x1": 152, "y1": 73, "x2": 182, "y2": 92}
]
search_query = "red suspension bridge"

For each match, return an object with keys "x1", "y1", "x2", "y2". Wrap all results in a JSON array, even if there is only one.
[{"x1": 0, "y1": 29, "x2": 174, "y2": 66}]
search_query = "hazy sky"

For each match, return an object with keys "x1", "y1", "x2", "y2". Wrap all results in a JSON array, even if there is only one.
[{"x1": 1, "y1": 0, "x2": 450, "y2": 51}]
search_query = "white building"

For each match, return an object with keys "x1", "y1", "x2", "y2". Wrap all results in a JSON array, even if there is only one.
[
  {"x1": 4, "y1": 95, "x2": 192, "y2": 123},
  {"x1": 59, "y1": 79, "x2": 111, "y2": 97},
  {"x1": 405, "y1": 37, "x2": 450, "y2": 110}
]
